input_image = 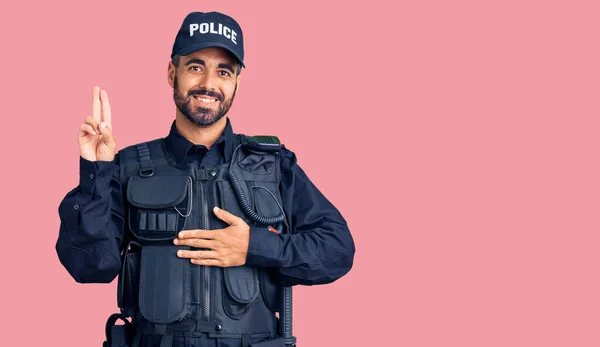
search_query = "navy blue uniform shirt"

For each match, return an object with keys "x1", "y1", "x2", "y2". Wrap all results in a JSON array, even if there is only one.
[{"x1": 56, "y1": 118, "x2": 355, "y2": 287}]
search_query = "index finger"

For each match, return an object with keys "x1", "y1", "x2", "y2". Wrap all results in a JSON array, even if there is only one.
[
  {"x1": 100, "y1": 89, "x2": 112, "y2": 126},
  {"x1": 92, "y1": 86, "x2": 101, "y2": 122},
  {"x1": 179, "y1": 229, "x2": 219, "y2": 239}
]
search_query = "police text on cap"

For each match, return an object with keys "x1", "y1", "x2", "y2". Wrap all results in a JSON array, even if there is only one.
[{"x1": 189, "y1": 23, "x2": 238, "y2": 45}]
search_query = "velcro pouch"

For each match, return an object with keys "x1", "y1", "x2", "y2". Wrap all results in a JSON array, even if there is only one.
[
  {"x1": 139, "y1": 245, "x2": 191, "y2": 324},
  {"x1": 126, "y1": 175, "x2": 191, "y2": 241},
  {"x1": 222, "y1": 266, "x2": 260, "y2": 319}
]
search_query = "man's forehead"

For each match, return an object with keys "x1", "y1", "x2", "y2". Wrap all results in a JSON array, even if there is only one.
[{"x1": 183, "y1": 47, "x2": 238, "y2": 65}]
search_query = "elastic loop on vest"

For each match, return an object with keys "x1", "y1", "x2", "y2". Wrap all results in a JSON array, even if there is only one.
[{"x1": 173, "y1": 177, "x2": 193, "y2": 217}]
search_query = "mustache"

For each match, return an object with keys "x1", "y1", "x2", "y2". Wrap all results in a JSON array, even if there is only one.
[{"x1": 187, "y1": 88, "x2": 223, "y2": 102}]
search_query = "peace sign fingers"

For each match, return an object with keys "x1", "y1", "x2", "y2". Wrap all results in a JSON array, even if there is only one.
[{"x1": 100, "y1": 89, "x2": 112, "y2": 127}]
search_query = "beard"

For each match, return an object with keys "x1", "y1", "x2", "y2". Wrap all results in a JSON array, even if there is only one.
[{"x1": 173, "y1": 75, "x2": 236, "y2": 127}]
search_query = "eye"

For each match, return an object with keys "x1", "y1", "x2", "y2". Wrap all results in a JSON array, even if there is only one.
[
  {"x1": 189, "y1": 66, "x2": 203, "y2": 72},
  {"x1": 219, "y1": 70, "x2": 231, "y2": 77}
]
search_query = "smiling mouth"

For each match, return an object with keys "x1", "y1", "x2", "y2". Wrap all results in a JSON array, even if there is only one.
[{"x1": 192, "y1": 95, "x2": 218, "y2": 105}]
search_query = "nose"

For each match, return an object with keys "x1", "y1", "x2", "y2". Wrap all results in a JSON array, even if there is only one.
[{"x1": 197, "y1": 70, "x2": 217, "y2": 91}]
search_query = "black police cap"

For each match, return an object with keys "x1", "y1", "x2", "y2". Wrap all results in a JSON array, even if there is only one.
[{"x1": 171, "y1": 12, "x2": 245, "y2": 68}]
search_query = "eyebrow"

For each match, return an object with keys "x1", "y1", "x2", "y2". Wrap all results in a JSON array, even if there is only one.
[
  {"x1": 217, "y1": 63, "x2": 235, "y2": 73},
  {"x1": 184, "y1": 58, "x2": 206, "y2": 66},
  {"x1": 184, "y1": 59, "x2": 235, "y2": 74}
]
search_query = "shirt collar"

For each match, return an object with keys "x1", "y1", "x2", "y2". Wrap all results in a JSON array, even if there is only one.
[{"x1": 164, "y1": 117, "x2": 236, "y2": 166}]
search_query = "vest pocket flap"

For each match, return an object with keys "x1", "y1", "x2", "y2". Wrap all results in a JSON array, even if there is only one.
[
  {"x1": 139, "y1": 245, "x2": 191, "y2": 324},
  {"x1": 127, "y1": 175, "x2": 190, "y2": 209},
  {"x1": 223, "y1": 266, "x2": 260, "y2": 304}
]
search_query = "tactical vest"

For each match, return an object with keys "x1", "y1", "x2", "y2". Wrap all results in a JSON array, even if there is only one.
[{"x1": 109, "y1": 135, "x2": 292, "y2": 347}]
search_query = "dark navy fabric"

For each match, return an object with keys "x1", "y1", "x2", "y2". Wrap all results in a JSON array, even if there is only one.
[
  {"x1": 141, "y1": 333, "x2": 271, "y2": 347},
  {"x1": 56, "y1": 117, "x2": 355, "y2": 287}
]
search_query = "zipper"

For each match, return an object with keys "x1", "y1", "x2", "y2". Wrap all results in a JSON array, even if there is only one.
[{"x1": 200, "y1": 180, "x2": 211, "y2": 321}]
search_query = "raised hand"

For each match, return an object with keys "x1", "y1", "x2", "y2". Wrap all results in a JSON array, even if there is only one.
[{"x1": 78, "y1": 86, "x2": 116, "y2": 162}]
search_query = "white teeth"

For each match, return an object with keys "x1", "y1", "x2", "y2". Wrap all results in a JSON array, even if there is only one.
[{"x1": 194, "y1": 96, "x2": 216, "y2": 103}]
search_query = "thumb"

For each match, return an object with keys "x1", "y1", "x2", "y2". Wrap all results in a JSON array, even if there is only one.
[{"x1": 213, "y1": 206, "x2": 240, "y2": 226}]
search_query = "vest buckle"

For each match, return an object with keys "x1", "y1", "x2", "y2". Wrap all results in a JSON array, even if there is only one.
[{"x1": 139, "y1": 168, "x2": 154, "y2": 177}]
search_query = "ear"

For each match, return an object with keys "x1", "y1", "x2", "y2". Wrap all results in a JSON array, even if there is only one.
[
  {"x1": 168, "y1": 61, "x2": 176, "y2": 88},
  {"x1": 235, "y1": 72, "x2": 242, "y2": 94}
]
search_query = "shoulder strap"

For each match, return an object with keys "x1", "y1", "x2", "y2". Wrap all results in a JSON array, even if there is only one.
[
  {"x1": 136, "y1": 142, "x2": 154, "y2": 177},
  {"x1": 118, "y1": 139, "x2": 170, "y2": 182}
]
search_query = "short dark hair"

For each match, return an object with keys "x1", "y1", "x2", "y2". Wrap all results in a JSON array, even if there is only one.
[{"x1": 171, "y1": 54, "x2": 242, "y2": 75}]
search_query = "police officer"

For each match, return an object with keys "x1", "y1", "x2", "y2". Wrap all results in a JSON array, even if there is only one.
[{"x1": 56, "y1": 11, "x2": 355, "y2": 347}]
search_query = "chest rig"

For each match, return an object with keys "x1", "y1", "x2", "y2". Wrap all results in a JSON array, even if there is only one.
[{"x1": 108, "y1": 135, "x2": 295, "y2": 347}]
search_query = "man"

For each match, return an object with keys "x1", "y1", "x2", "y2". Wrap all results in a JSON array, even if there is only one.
[{"x1": 56, "y1": 11, "x2": 355, "y2": 347}]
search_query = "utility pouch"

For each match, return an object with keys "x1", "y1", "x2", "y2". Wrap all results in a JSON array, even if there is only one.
[
  {"x1": 226, "y1": 146, "x2": 285, "y2": 229},
  {"x1": 139, "y1": 245, "x2": 192, "y2": 324},
  {"x1": 117, "y1": 241, "x2": 141, "y2": 318},
  {"x1": 126, "y1": 175, "x2": 192, "y2": 242},
  {"x1": 103, "y1": 313, "x2": 134, "y2": 347},
  {"x1": 249, "y1": 181, "x2": 283, "y2": 220},
  {"x1": 222, "y1": 265, "x2": 260, "y2": 319}
]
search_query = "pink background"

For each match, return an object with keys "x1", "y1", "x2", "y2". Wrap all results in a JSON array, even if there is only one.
[{"x1": 1, "y1": 0, "x2": 599, "y2": 346}]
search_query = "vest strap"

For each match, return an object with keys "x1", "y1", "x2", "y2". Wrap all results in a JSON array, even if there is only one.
[
  {"x1": 154, "y1": 323, "x2": 166, "y2": 335},
  {"x1": 159, "y1": 331, "x2": 174, "y2": 347},
  {"x1": 136, "y1": 143, "x2": 154, "y2": 177}
]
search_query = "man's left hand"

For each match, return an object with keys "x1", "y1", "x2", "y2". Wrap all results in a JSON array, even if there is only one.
[{"x1": 174, "y1": 206, "x2": 250, "y2": 267}]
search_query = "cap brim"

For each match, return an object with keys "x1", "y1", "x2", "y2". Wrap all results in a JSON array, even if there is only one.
[{"x1": 174, "y1": 42, "x2": 245, "y2": 68}]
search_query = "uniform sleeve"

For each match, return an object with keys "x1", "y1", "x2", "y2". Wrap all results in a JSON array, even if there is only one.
[
  {"x1": 56, "y1": 154, "x2": 125, "y2": 284},
  {"x1": 245, "y1": 148, "x2": 355, "y2": 286}
]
